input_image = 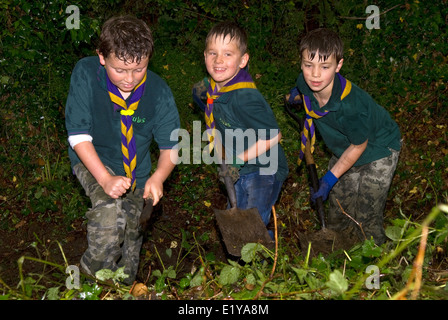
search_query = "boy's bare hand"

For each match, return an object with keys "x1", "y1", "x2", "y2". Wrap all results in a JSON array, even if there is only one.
[
  {"x1": 143, "y1": 176, "x2": 164, "y2": 206},
  {"x1": 101, "y1": 175, "x2": 132, "y2": 199}
]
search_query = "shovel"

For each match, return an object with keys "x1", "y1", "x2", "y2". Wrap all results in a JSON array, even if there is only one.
[
  {"x1": 214, "y1": 162, "x2": 274, "y2": 256},
  {"x1": 285, "y1": 97, "x2": 358, "y2": 255},
  {"x1": 139, "y1": 194, "x2": 154, "y2": 231},
  {"x1": 284, "y1": 100, "x2": 326, "y2": 228}
]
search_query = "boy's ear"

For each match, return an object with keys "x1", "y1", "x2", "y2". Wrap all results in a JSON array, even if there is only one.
[
  {"x1": 336, "y1": 58, "x2": 344, "y2": 73},
  {"x1": 97, "y1": 50, "x2": 106, "y2": 66},
  {"x1": 239, "y1": 52, "x2": 249, "y2": 69}
]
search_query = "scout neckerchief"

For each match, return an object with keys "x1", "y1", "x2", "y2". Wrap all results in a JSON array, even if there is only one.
[
  {"x1": 205, "y1": 68, "x2": 256, "y2": 153},
  {"x1": 106, "y1": 72, "x2": 147, "y2": 191},
  {"x1": 298, "y1": 73, "x2": 352, "y2": 165}
]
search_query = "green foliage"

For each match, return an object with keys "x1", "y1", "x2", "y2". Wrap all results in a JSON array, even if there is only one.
[{"x1": 1, "y1": 0, "x2": 447, "y2": 301}]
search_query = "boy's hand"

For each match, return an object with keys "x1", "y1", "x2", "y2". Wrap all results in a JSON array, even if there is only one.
[
  {"x1": 100, "y1": 175, "x2": 131, "y2": 199},
  {"x1": 143, "y1": 176, "x2": 164, "y2": 206},
  {"x1": 310, "y1": 170, "x2": 338, "y2": 202}
]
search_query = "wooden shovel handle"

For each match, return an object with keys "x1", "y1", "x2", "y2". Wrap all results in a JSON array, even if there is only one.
[
  {"x1": 304, "y1": 139, "x2": 326, "y2": 229},
  {"x1": 220, "y1": 162, "x2": 238, "y2": 209}
]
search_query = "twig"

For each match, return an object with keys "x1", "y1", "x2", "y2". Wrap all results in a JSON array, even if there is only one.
[
  {"x1": 339, "y1": 4, "x2": 403, "y2": 20},
  {"x1": 392, "y1": 225, "x2": 429, "y2": 300},
  {"x1": 254, "y1": 206, "x2": 279, "y2": 300},
  {"x1": 336, "y1": 199, "x2": 367, "y2": 240},
  {"x1": 270, "y1": 206, "x2": 278, "y2": 279}
]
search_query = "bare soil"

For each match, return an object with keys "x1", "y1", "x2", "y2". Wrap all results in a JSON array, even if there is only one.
[{"x1": 0, "y1": 174, "x2": 357, "y2": 289}]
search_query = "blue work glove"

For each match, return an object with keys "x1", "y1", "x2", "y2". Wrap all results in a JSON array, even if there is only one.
[
  {"x1": 310, "y1": 170, "x2": 338, "y2": 202},
  {"x1": 287, "y1": 86, "x2": 303, "y2": 105}
]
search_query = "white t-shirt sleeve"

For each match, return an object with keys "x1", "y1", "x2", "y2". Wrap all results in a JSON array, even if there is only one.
[{"x1": 68, "y1": 134, "x2": 93, "y2": 149}]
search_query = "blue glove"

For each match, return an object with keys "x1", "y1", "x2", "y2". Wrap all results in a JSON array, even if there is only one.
[
  {"x1": 310, "y1": 171, "x2": 338, "y2": 202},
  {"x1": 288, "y1": 86, "x2": 303, "y2": 105}
]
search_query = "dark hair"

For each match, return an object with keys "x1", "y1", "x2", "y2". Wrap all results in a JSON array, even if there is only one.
[
  {"x1": 97, "y1": 15, "x2": 154, "y2": 63},
  {"x1": 205, "y1": 21, "x2": 248, "y2": 54},
  {"x1": 299, "y1": 28, "x2": 344, "y2": 63}
]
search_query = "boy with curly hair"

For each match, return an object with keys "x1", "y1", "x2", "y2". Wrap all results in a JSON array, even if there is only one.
[{"x1": 65, "y1": 15, "x2": 180, "y2": 284}]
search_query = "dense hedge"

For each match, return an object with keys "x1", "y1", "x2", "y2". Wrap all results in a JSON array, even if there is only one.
[{"x1": 0, "y1": 0, "x2": 447, "y2": 222}]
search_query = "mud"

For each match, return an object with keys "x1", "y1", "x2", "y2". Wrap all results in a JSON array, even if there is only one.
[{"x1": 296, "y1": 228, "x2": 359, "y2": 257}]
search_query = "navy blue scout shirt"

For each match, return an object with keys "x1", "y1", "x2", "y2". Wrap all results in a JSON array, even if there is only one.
[
  {"x1": 65, "y1": 56, "x2": 180, "y2": 189},
  {"x1": 212, "y1": 88, "x2": 289, "y2": 182},
  {"x1": 296, "y1": 73, "x2": 401, "y2": 166}
]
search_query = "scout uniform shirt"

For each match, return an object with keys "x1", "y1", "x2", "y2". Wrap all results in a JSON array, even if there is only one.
[
  {"x1": 296, "y1": 73, "x2": 401, "y2": 166},
  {"x1": 211, "y1": 88, "x2": 289, "y2": 182}
]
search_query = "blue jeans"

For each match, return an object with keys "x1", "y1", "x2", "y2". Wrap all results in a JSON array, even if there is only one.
[{"x1": 232, "y1": 171, "x2": 283, "y2": 227}]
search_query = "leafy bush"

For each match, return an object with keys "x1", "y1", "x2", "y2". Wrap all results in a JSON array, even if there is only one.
[{"x1": 1, "y1": 0, "x2": 447, "y2": 300}]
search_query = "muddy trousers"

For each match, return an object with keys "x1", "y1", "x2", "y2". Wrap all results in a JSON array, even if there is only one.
[
  {"x1": 73, "y1": 163, "x2": 144, "y2": 285},
  {"x1": 327, "y1": 148, "x2": 400, "y2": 245}
]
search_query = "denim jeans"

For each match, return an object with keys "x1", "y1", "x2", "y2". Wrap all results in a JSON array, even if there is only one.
[{"x1": 233, "y1": 171, "x2": 283, "y2": 226}]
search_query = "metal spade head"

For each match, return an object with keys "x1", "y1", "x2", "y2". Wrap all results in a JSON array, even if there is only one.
[{"x1": 214, "y1": 207, "x2": 274, "y2": 256}]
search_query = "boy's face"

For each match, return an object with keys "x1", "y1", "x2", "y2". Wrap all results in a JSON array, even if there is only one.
[
  {"x1": 301, "y1": 49, "x2": 343, "y2": 96},
  {"x1": 204, "y1": 34, "x2": 248, "y2": 91},
  {"x1": 98, "y1": 52, "x2": 149, "y2": 96}
]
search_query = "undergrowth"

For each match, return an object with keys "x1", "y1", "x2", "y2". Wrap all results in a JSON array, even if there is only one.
[{"x1": 1, "y1": 0, "x2": 447, "y2": 300}]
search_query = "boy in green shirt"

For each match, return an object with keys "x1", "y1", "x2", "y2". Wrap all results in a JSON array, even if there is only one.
[
  {"x1": 291, "y1": 28, "x2": 401, "y2": 245},
  {"x1": 202, "y1": 21, "x2": 288, "y2": 236},
  {"x1": 65, "y1": 16, "x2": 180, "y2": 284}
]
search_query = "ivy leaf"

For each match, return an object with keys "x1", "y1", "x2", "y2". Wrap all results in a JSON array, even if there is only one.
[
  {"x1": 325, "y1": 270, "x2": 348, "y2": 296},
  {"x1": 219, "y1": 265, "x2": 240, "y2": 285},
  {"x1": 241, "y1": 243, "x2": 262, "y2": 263},
  {"x1": 362, "y1": 239, "x2": 382, "y2": 258},
  {"x1": 291, "y1": 266, "x2": 309, "y2": 283},
  {"x1": 95, "y1": 267, "x2": 129, "y2": 283},
  {"x1": 385, "y1": 225, "x2": 403, "y2": 241}
]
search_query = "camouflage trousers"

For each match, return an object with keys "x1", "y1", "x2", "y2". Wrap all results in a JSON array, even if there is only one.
[
  {"x1": 327, "y1": 148, "x2": 400, "y2": 245},
  {"x1": 73, "y1": 163, "x2": 144, "y2": 285}
]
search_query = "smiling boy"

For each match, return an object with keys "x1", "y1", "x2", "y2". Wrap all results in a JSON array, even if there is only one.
[
  {"x1": 65, "y1": 16, "x2": 180, "y2": 284},
  {"x1": 202, "y1": 21, "x2": 288, "y2": 233},
  {"x1": 294, "y1": 28, "x2": 401, "y2": 245}
]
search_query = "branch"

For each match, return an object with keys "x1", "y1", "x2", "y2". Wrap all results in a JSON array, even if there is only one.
[
  {"x1": 392, "y1": 225, "x2": 429, "y2": 300},
  {"x1": 339, "y1": 4, "x2": 403, "y2": 21},
  {"x1": 336, "y1": 199, "x2": 367, "y2": 240},
  {"x1": 270, "y1": 205, "x2": 278, "y2": 279}
]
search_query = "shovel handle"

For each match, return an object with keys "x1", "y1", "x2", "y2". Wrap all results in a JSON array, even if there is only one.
[
  {"x1": 284, "y1": 100, "x2": 326, "y2": 229},
  {"x1": 307, "y1": 163, "x2": 327, "y2": 229},
  {"x1": 220, "y1": 163, "x2": 238, "y2": 209}
]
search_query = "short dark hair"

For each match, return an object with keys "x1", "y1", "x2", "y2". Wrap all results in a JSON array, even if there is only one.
[
  {"x1": 97, "y1": 15, "x2": 154, "y2": 63},
  {"x1": 205, "y1": 21, "x2": 248, "y2": 54},
  {"x1": 299, "y1": 28, "x2": 344, "y2": 63}
]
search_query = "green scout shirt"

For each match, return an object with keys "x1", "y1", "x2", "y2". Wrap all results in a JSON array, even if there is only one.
[
  {"x1": 212, "y1": 88, "x2": 289, "y2": 182},
  {"x1": 65, "y1": 56, "x2": 180, "y2": 189},
  {"x1": 296, "y1": 73, "x2": 401, "y2": 166}
]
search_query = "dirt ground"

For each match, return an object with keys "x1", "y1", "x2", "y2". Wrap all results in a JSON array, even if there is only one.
[
  {"x1": 0, "y1": 182, "x2": 230, "y2": 288},
  {"x1": 0, "y1": 174, "x2": 360, "y2": 290}
]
